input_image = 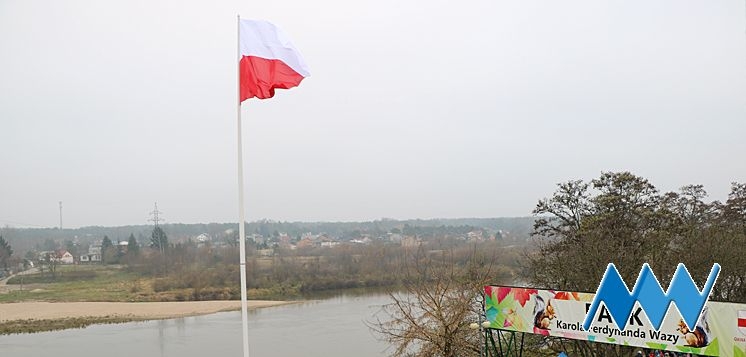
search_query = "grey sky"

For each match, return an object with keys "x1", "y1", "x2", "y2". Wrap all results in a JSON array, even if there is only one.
[{"x1": 1, "y1": 0, "x2": 745, "y2": 228}]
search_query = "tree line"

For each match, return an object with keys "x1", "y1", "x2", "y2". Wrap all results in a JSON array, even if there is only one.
[{"x1": 0, "y1": 217, "x2": 534, "y2": 257}]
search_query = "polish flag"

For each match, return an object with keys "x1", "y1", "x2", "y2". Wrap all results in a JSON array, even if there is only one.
[{"x1": 239, "y1": 19, "x2": 310, "y2": 101}]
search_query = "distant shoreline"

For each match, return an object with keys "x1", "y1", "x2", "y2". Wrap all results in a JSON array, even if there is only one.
[{"x1": 0, "y1": 300, "x2": 295, "y2": 335}]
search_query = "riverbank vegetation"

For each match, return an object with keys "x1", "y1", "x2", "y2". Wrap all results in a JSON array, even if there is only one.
[
  {"x1": 0, "y1": 316, "x2": 145, "y2": 335},
  {"x1": 0, "y1": 215, "x2": 528, "y2": 304},
  {"x1": 1, "y1": 238, "x2": 522, "y2": 303}
]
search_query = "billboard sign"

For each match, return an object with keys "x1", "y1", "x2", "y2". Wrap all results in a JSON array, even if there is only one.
[{"x1": 484, "y1": 286, "x2": 746, "y2": 356}]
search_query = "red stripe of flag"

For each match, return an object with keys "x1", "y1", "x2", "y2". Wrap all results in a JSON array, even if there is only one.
[
  {"x1": 738, "y1": 318, "x2": 746, "y2": 328},
  {"x1": 239, "y1": 56, "x2": 305, "y2": 101}
]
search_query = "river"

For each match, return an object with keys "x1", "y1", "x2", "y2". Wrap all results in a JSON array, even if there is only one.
[{"x1": 0, "y1": 293, "x2": 393, "y2": 357}]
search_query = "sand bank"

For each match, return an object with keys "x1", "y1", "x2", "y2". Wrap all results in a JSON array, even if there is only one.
[{"x1": 0, "y1": 300, "x2": 293, "y2": 322}]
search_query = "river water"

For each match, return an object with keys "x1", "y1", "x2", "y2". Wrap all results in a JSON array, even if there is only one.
[{"x1": 0, "y1": 293, "x2": 393, "y2": 357}]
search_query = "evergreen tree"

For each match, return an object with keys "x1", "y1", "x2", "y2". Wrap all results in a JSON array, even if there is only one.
[
  {"x1": 127, "y1": 233, "x2": 139, "y2": 256},
  {"x1": 101, "y1": 236, "x2": 113, "y2": 264},
  {"x1": 0, "y1": 236, "x2": 13, "y2": 273},
  {"x1": 150, "y1": 227, "x2": 168, "y2": 251}
]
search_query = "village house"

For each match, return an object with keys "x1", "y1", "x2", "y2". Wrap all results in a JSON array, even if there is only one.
[
  {"x1": 296, "y1": 237, "x2": 314, "y2": 249},
  {"x1": 57, "y1": 250, "x2": 74, "y2": 264},
  {"x1": 80, "y1": 242, "x2": 102, "y2": 263},
  {"x1": 38, "y1": 250, "x2": 74, "y2": 264}
]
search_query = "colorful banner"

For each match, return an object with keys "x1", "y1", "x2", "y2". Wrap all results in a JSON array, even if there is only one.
[{"x1": 484, "y1": 286, "x2": 746, "y2": 357}]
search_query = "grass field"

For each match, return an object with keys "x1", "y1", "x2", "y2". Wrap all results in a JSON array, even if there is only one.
[
  {"x1": 1, "y1": 265, "x2": 174, "y2": 303},
  {"x1": 0, "y1": 265, "x2": 293, "y2": 303}
]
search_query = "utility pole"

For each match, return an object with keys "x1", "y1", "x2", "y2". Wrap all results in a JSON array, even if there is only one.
[
  {"x1": 59, "y1": 201, "x2": 63, "y2": 230},
  {"x1": 148, "y1": 202, "x2": 163, "y2": 227},
  {"x1": 148, "y1": 202, "x2": 166, "y2": 274}
]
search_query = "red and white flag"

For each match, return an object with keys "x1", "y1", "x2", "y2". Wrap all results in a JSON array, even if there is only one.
[{"x1": 239, "y1": 19, "x2": 310, "y2": 101}]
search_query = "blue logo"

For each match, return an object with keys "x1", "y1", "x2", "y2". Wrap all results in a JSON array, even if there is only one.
[{"x1": 583, "y1": 263, "x2": 720, "y2": 331}]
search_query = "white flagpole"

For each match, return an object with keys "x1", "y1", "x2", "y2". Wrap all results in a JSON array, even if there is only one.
[{"x1": 237, "y1": 14, "x2": 250, "y2": 357}]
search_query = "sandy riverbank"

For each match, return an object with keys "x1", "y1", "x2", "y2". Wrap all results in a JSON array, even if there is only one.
[{"x1": 0, "y1": 300, "x2": 294, "y2": 322}]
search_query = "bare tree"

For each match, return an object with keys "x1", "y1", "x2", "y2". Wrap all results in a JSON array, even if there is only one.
[
  {"x1": 369, "y1": 247, "x2": 510, "y2": 357},
  {"x1": 41, "y1": 252, "x2": 59, "y2": 279}
]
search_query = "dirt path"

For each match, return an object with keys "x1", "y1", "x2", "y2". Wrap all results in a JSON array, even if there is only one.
[{"x1": 0, "y1": 268, "x2": 38, "y2": 293}]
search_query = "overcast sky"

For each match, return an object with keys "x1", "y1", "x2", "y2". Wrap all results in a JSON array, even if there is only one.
[{"x1": 1, "y1": 0, "x2": 745, "y2": 228}]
